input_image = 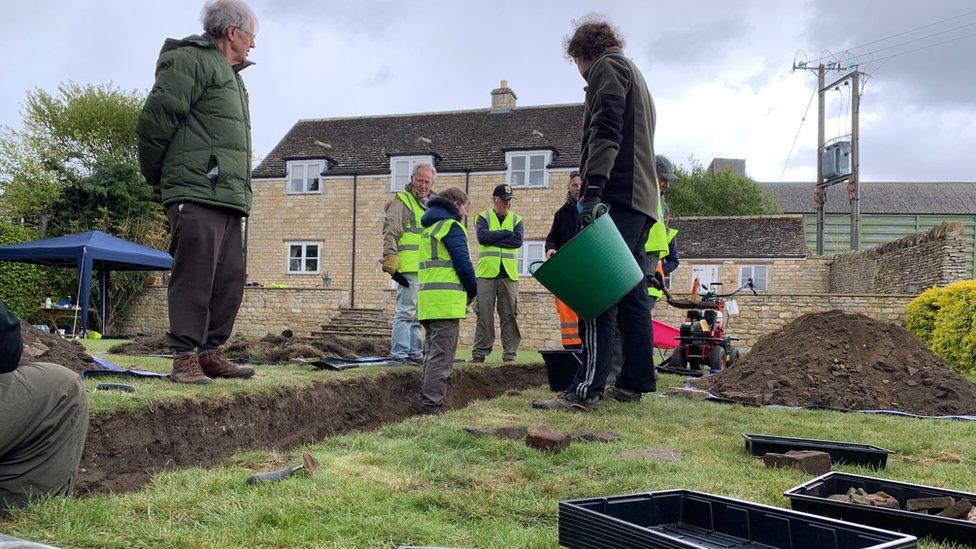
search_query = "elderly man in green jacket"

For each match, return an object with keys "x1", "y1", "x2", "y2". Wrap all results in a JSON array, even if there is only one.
[{"x1": 136, "y1": 0, "x2": 257, "y2": 384}]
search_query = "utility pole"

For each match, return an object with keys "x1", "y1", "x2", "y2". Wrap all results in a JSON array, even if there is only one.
[{"x1": 792, "y1": 59, "x2": 861, "y2": 254}]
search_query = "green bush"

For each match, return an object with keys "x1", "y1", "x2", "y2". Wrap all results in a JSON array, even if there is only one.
[
  {"x1": 0, "y1": 221, "x2": 47, "y2": 322},
  {"x1": 929, "y1": 279, "x2": 976, "y2": 375},
  {"x1": 904, "y1": 286, "x2": 942, "y2": 345}
]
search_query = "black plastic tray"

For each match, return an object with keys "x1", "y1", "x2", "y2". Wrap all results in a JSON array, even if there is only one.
[
  {"x1": 655, "y1": 365, "x2": 705, "y2": 377},
  {"x1": 559, "y1": 489, "x2": 917, "y2": 548},
  {"x1": 744, "y1": 433, "x2": 893, "y2": 469},
  {"x1": 539, "y1": 349, "x2": 581, "y2": 392},
  {"x1": 786, "y1": 472, "x2": 976, "y2": 547}
]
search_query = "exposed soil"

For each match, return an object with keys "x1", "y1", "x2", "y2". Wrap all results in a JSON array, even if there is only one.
[
  {"x1": 20, "y1": 324, "x2": 97, "y2": 374},
  {"x1": 110, "y1": 333, "x2": 389, "y2": 362},
  {"x1": 76, "y1": 362, "x2": 547, "y2": 495},
  {"x1": 692, "y1": 310, "x2": 976, "y2": 416}
]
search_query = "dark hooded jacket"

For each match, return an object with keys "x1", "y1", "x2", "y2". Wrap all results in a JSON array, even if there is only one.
[
  {"x1": 420, "y1": 196, "x2": 477, "y2": 300},
  {"x1": 544, "y1": 193, "x2": 580, "y2": 253},
  {"x1": 136, "y1": 34, "x2": 253, "y2": 215},
  {"x1": 0, "y1": 300, "x2": 23, "y2": 375}
]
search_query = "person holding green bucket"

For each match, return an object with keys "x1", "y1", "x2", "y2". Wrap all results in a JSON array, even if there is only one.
[{"x1": 533, "y1": 17, "x2": 662, "y2": 412}]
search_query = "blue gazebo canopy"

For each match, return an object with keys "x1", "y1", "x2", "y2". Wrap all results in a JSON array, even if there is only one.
[{"x1": 0, "y1": 231, "x2": 172, "y2": 334}]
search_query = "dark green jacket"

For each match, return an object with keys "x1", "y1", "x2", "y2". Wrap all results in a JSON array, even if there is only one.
[
  {"x1": 579, "y1": 47, "x2": 659, "y2": 220},
  {"x1": 137, "y1": 34, "x2": 253, "y2": 216}
]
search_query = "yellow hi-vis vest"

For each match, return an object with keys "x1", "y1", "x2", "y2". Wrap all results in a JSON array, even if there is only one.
[
  {"x1": 645, "y1": 181, "x2": 669, "y2": 257},
  {"x1": 648, "y1": 227, "x2": 678, "y2": 299},
  {"x1": 395, "y1": 190, "x2": 426, "y2": 273},
  {"x1": 475, "y1": 209, "x2": 522, "y2": 281},
  {"x1": 418, "y1": 218, "x2": 469, "y2": 321}
]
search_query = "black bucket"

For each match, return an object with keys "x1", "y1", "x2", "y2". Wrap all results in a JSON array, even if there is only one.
[{"x1": 540, "y1": 349, "x2": 582, "y2": 392}]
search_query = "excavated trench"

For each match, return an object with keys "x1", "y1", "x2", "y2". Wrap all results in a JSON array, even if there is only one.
[{"x1": 77, "y1": 363, "x2": 546, "y2": 495}]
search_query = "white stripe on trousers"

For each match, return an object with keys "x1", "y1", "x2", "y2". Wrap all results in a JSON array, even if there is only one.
[{"x1": 577, "y1": 318, "x2": 597, "y2": 398}]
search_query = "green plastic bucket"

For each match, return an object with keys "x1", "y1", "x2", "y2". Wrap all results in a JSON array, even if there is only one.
[{"x1": 530, "y1": 206, "x2": 642, "y2": 320}]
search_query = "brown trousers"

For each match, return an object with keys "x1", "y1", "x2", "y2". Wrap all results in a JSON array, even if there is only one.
[
  {"x1": 165, "y1": 202, "x2": 245, "y2": 353},
  {"x1": 472, "y1": 277, "x2": 520, "y2": 360},
  {"x1": 420, "y1": 319, "x2": 460, "y2": 412}
]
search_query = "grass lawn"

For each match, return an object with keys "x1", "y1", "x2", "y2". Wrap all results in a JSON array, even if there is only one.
[
  {"x1": 81, "y1": 340, "x2": 543, "y2": 418},
  {"x1": 4, "y1": 371, "x2": 974, "y2": 548}
]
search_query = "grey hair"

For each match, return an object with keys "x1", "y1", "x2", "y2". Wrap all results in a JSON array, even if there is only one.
[
  {"x1": 201, "y1": 0, "x2": 256, "y2": 38},
  {"x1": 411, "y1": 162, "x2": 437, "y2": 179}
]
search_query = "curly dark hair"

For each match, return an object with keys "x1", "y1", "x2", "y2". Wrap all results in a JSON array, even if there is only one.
[{"x1": 565, "y1": 17, "x2": 624, "y2": 60}]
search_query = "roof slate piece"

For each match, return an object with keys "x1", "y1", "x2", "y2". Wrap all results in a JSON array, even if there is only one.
[
  {"x1": 670, "y1": 215, "x2": 807, "y2": 259},
  {"x1": 253, "y1": 103, "x2": 586, "y2": 178},
  {"x1": 760, "y1": 181, "x2": 976, "y2": 215}
]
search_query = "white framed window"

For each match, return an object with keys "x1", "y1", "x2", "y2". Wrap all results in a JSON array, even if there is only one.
[
  {"x1": 518, "y1": 241, "x2": 546, "y2": 276},
  {"x1": 286, "y1": 242, "x2": 321, "y2": 274},
  {"x1": 505, "y1": 150, "x2": 552, "y2": 188},
  {"x1": 390, "y1": 155, "x2": 434, "y2": 192},
  {"x1": 286, "y1": 160, "x2": 326, "y2": 194},
  {"x1": 739, "y1": 265, "x2": 768, "y2": 291},
  {"x1": 691, "y1": 265, "x2": 720, "y2": 293}
]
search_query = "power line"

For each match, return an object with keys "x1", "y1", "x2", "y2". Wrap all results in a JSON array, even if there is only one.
[
  {"x1": 850, "y1": 19, "x2": 976, "y2": 59},
  {"x1": 778, "y1": 86, "x2": 818, "y2": 183},
  {"x1": 863, "y1": 29, "x2": 976, "y2": 65},
  {"x1": 806, "y1": 8, "x2": 976, "y2": 64}
]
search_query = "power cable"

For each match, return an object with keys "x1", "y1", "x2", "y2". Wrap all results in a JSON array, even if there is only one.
[
  {"x1": 863, "y1": 30, "x2": 976, "y2": 65},
  {"x1": 848, "y1": 19, "x2": 976, "y2": 60},
  {"x1": 778, "y1": 86, "x2": 818, "y2": 183}
]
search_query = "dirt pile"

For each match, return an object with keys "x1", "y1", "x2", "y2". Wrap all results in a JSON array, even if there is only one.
[
  {"x1": 21, "y1": 324, "x2": 96, "y2": 374},
  {"x1": 110, "y1": 332, "x2": 389, "y2": 363},
  {"x1": 692, "y1": 310, "x2": 976, "y2": 416}
]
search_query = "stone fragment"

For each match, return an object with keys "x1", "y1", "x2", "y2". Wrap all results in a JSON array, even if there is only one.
[
  {"x1": 662, "y1": 387, "x2": 710, "y2": 401},
  {"x1": 617, "y1": 448, "x2": 682, "y2": 461},
  {"x1": 525, "y1": 426, "x2": 572, "y2": 453},
  {"x1": 762, "y1": 450, "x2": 832, "y2": 475},
  {"x1": 570, "y1": 429, "x2": 622, "y2": 443},
  {"x1": 504, "y1": 388, "x2": 521, "y2": 396},
  {"x1": 935, "y1": 498, "x2": 973, "y2": 519},
  {"x1": 907, "y1": 496, "x2": 955, "y2": 513},
  {"x1": 967, "y1": 506, "x2": 976, "y2": 522},
  {"x1": 464, "y1": 426, "x2": 528, "y2": 441},
  {"x1": 828, "y1": 494, "x2": 851, "y2": 502}
]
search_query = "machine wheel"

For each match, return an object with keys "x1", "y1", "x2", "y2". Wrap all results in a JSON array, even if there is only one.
[
  {"x1": 672, "y1": 345, "x2": 687, "y2": 370},
  {"x1": 726, "y1": 348, "x2": 740, "y2": 368},
  {"x1": 709, "y1": 346, "x2": 726, "y2": 372}
]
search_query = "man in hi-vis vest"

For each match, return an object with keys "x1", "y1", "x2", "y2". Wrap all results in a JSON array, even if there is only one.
[
  {"x1": 471, "y1": 184, "x2": 524, "y2": 362},
  {"x1": 381, "y1": 163, "x2": 434, "y2": 364}
]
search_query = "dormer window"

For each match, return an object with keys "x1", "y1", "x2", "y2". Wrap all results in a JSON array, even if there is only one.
[
  {"x1": 390, "y1": 155, "x2": 434, "y2": 192},
  {"x1": 505, "y1": 150, "x2": 552, "y2": 188},
  {"x1": 286, "y1": 160, "x2": 327, "y2": 194}
]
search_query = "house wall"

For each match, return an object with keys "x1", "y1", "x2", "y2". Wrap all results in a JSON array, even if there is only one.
[
  {"x1": 828, "y1": 222, "x2": 969, "y2": 294},
  {"x1": 665, "y1": 258, "x2": 830, "y2": 296}
]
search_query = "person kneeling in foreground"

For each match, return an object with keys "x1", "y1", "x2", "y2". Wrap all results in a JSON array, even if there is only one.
[
  {"x1": 0, "y1": 300, "x2": 89, "y2": 514},
  {"x1": 418, "y1": 187, "x2": 476, "y2": 415}
]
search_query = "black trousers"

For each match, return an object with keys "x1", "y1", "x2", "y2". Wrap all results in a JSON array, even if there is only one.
[
  {"x1": 571, "y1": 203, "x2": 655, "y2": 399},
  {"x1": 165, "y1": 202, "x2": 245, "y2": 353}
]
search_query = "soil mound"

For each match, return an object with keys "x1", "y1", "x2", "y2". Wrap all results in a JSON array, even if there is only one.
[
  {"x1": 111, "y1": 332, "x2": 389, "y2": 362},
  {"x1": 21, "y1": 324, "x2": 96, "y2": 374},
  {"x1": 692, "y1": 310, "x2": 976, "y2": 416}
]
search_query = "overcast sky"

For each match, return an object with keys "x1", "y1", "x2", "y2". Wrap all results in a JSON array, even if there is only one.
[{"x1": 2, "y1": 0, "x2": 974, "y2": 182}]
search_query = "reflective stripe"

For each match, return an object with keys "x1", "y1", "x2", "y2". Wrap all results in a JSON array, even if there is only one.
[
  {"x1": 420, "y1": 282, "x2": 464, "y2": 292},
  {"x1": 397, "y1": 244, "x2": 419, "y2": 251},
  {"x1": 419, "y1": 260, "x2": 453, "y2": 269},
  {"x1": 404, "y1": 227, "x2": 423, "y2": 234},
  {"x1": 480, "y1": 251, "x2": 517, "y2": 258},
  {"x1": 560, "y1": 322, "x2": 578, "y2": 329}
]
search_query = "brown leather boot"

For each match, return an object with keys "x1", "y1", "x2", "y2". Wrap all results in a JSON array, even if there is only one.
[
  {"x1": 171, "y1": 353, "x2": 213, "y2": 384},
  {"x1": 198, "y1": 349, "x2": 255, "y2": 379}
]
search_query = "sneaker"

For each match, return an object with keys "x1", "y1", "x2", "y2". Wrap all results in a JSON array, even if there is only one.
[
  {"x1": 502, "y1": 356, "x2": 517, "y2": 363},
  {"x1": 198, "y1": 349, "x2": 255, "y2": 379},
  {"x1": 170, "y1": 353, "x2": 213, "y2": 384},
  {"x1": 407, "y1": 355, "x2": 424, "y2": 366},
  {"x1": 419, "y1": 404, "x2": 446, "y2": 416},
  {"x1": 605, "y1": 386, "x2": 642, "y2": 403},
  {"x1": 531, "y1": 392, "x2": 600, "y2": 412},
  {"x1": 469, "y1": 356, "x2": 486, "y2": 363}
]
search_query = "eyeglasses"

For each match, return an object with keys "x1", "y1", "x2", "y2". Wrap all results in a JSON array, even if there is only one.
[{"x1": 234, "y1": 26, "x2": 256, "y2": 42}]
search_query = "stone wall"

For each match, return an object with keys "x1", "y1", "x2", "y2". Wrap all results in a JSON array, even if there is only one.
[
  {"x1": 117, "y1": 286, "x2": 349, "y2": 339},
  {"x1": 666, "y1": 258, "x2": 830, "y2": 296},
  {"x1": 829, "y1": 222, "x2": 969, "y2": 294}
]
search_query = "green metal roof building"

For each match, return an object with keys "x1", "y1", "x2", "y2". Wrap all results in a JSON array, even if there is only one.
[{"x1": 759, "y1": 181, "x2": 976, "y2": 277}]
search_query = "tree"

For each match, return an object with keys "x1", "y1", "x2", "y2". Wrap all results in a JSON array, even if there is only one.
[{"x1": 666, "y1": 158, "x2": 781, "y2": 217}]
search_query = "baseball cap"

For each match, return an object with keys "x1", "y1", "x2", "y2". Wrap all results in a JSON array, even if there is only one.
[
  {"x1": 0, "y1": 300, "x2": 23, "y2": 373},
  {"x1": 492, "y1": 184, "x2": 517, "y2": 200},
  {"x1": 655, "y1": 155, "x2": 678, "y2": 182}
]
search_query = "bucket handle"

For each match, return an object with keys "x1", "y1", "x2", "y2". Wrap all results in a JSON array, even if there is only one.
[{"x1": 528, "y1": 260, "x2": 544, "y2": 275}]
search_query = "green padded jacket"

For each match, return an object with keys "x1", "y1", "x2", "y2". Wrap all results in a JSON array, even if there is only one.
[{"x1": 137, "y1": 34, "x2": 253, "y2": 215}]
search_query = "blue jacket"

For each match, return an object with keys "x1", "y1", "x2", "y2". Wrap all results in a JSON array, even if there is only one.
[
  {"x1": 662, "y1": 236, "x2": 680, "y2": 276},
  {"x1": 421, "y1": 196, "x2": 477, "y2": 300}
]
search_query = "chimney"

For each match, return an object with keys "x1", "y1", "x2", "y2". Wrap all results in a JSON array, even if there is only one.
[{"x1": 490, "y1": 80, "x2": 517, "y2": 111}]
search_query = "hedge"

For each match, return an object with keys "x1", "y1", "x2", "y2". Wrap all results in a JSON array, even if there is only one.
[
  {"x1": 906, "y1": 279, "x2": 976, "y2": 375},
  {"x1": 0, "y1": 222, "x2": 46, "y2": 322}
]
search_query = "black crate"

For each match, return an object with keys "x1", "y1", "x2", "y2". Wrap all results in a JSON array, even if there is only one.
[
  {"x1": 744, "y1": 433, "x2": 893, "y2": 469},
  {"x1": 540, "y1": 349, "x2": 582, "y2": 392},
  {"x1": 786, "y1": 472, "x2": 976, "y2": 547},
  {"x1": 559, "y1": 489, "x2": 917, "y2": 548}
]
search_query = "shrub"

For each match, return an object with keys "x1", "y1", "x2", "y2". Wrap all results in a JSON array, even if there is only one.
[
  {"x1": 904, "y1": 286, "x2": 942, "y2": 345},
  {"x1": 929, "y1": 279, "x2": 976, "y2": 375},
  {"x1": 0, "y1": 221, "x2": 47, "y2": 322}
]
